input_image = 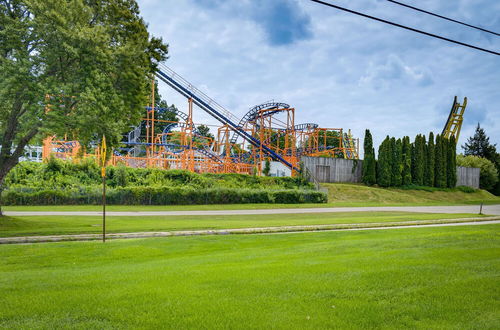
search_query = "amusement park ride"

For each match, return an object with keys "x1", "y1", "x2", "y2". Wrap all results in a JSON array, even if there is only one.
[{"x1": 42, "y1": 63, "x2": 360, "y2": 176}]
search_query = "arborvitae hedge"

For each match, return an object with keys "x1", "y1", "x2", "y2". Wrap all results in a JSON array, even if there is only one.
[
  {"x1": 377, "y1": 136, "x2": 391, "y2": 187},
  {"x1": 447, "y1": 136, "x2": 457, "y2": 188},
  {"x1": 2, "y1": 187, "x2": 327, "y2": 205},
  {"x1": 412, "y1": 134, "x2": 425, "y2": 185},
  {"x1": 362, "y1": 129, "x2": 376, "y2": 185},
  {"x1": 434, "y1": 134, "x2": 446, "y2": 188},
  {"x1": 373, "y1": 132, "x2": 457, "y2": 189},
  {"x1": 425, "y1": 132, "x2": 435, "y2": 187},
  {"x1": 402, "y1": 136, "x2": 412, "y2": 185}
]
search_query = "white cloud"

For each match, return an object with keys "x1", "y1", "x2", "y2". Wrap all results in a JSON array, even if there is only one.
[{"x1": 138, "y1": 0, "x2": 500, "y2": 154}]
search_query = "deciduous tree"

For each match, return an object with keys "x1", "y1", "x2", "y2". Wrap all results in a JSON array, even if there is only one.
[{"x1": 0, "y1": 0, "x2": 167, "y2": 214}]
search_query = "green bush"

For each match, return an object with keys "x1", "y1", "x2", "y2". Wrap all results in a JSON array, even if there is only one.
[
  {"x1": 457, "y1": 155, "x2": 498, "y2": 190},
  {"x1": 1, "y1": 187, "x2": 327, "y2": 206}
]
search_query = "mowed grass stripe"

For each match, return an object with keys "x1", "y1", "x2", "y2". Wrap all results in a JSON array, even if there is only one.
[
  {"x1": 0, "y1": 225, "x2": 498, "y2": 329},
  {"x1": 0, "y1": 211, "x2": 488, "y2": 237}
]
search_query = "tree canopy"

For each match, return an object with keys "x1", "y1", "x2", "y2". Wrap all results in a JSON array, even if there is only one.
[{"x1": 0, "y1": 0, "x2": 167, "y2": 190}]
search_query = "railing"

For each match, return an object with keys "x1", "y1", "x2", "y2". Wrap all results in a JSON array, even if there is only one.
[{"x1": 158, "y1": 64, "x2": 240, "y2": 124}]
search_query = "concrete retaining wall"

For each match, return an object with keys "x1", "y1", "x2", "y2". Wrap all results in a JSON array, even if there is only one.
[{"x1": 301, "y1": 156, "x2": 480, "y2": 189}]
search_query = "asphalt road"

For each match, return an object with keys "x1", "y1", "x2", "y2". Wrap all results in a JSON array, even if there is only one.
[{"x1": 4, "y1": 204, "x2": 500, "y2": 216}]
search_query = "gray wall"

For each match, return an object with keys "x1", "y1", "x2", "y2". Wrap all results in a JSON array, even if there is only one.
[
  {"x1": 301, "y1": 156, "x2": 362, "y2": 183},
  {"x1": 301, "y1": 156, "x2": 480, "y2": 189},
  {"x1": 456, "y1": 166, "x2": 480, "y2": 189}
]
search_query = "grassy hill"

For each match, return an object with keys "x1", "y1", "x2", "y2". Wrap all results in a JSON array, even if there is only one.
[{"x1": 323, "y1": 183, "x2": 500, "y2": 206}]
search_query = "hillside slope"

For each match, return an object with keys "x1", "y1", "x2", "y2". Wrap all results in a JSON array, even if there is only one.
[{"x1": 323, "y1": 183, "x2": 500, "y2": 206}]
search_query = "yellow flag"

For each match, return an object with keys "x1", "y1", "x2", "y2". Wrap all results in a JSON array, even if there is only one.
[{"x1": 100, "y1": 135, "x2": 107, "y2": 177}]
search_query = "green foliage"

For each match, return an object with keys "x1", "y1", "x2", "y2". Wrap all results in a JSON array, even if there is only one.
[
  {"x1": 0, "y1": 0, "x2": 168, "y2": 191},
  {"x1": 362, "y1": 129, "x2": 376, "y2": 185},
  {"x1": 411, "y1": 134, "x2": 425, "y2": 185},
  {"x1": 462, "y1": 123, "x2": 497, "y2": 160},
  {"x1": 434, "y1": 135, "x2": 446, "y2": 188},
  {"x1": 3, "y1": 160, "x2": 320, "y2": 205},
  {"x1": 377, "y1": 137, "x2": 391, "y2": 187},
  {"x1": 263, "y1": 159, "x2": 271, "y2": 177},
  {"x1": 424, "y1": 132, "x2": 435, "y2": 187},
  {"x1": 196, "y1": 124, "x2": 214, "y2": 140},
  {"x1": 401, "y1": 136, "x2": 412, "y2": 185},
  {"x1": 457, "y1": 155, "x2": 498, "y2": 190},
  {"x1": 2, "y1": 186, "x2": 327, "y2": 206},
  {"x1": 447, "y1": 136, "x2": 457, "y2": 188},
  {"x1": 391, "y1": 138, "x2": 402, "y2": 186}
]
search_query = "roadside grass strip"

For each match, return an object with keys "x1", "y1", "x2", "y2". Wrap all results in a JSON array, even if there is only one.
[
  {"x1": 1, "y1": 215, "x2": 498, "y2": 244},
  {"x1": 0, "y1": 211, "x2": 491, "y2": 238}
]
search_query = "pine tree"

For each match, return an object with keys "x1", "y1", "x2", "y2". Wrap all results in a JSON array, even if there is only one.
[
  {"x1": 424, "y1": 132, "x2": 435, "y2": 187},
  {"x1": 377, "y1": 137, "x2": 391, "y2": 187},
  {"x1": 362, "y1": 129, "x2": 376, "y2": 185},
  {"x1": 402, "y1": 136, "x2": 412, "y2": 185},
  {"x1": 447, "y1": 136, "x2": 457, "y2": 188},
  {"x1": 463, "y1": 123, "x2": 497, "y2": 160}
]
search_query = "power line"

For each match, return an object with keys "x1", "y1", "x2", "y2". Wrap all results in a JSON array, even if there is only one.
[
  {"x1": 387, "y1": 0, "x2": 500, "y2": 37},
  {"x1": 309, "y1": 0, "x2": 500, "y2": 56}
]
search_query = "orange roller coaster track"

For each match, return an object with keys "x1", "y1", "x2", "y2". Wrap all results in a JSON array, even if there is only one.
[{"x1": 43, "y1": 65, "x2": 359, "y2": 176}]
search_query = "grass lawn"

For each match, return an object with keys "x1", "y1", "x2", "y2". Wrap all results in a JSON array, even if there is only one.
[
  {"x1": 0, "y1": 211, "x2": 488, "y2": 237},
  {"x1": 0, "y1": 225, "x2": 498, "y2": 328}
]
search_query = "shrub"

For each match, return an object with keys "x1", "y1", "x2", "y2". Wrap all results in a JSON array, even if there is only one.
[
  {"x1": 1, "y1": 187, "x2": 327, "y2": 206},
  {"x1": 457, "y1": 155, "x2": 498, "y2": 190}
]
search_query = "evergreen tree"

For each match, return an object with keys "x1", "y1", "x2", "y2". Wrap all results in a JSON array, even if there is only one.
[
  {"x1": 447, "y1": 136, "x2": 457, "y2": 188},
  {"x1": 434, "y1": 135, "x2": 446, "y2": 188},
  {"x1": 402, "y1": 136, "x2": 412, "y2": 185},
  {"x1": 377, "y1": 137, "x2": 391, "y2": 187},
  {"x1": 362, "y1": 129, "x2": 376, "y2": 185},
  {"x1": 462, "y1": 123, "x2": 497, "y2": 160},
  {"x1": 393, "y1": 138, "x2": 403, "y2": 186},
  {"x1": 442, "y1": 137, "x2": 448, "y2": 187},
  {"x1": 412, "y1": 135, "x2": 425, "y2": 185},
  {"x1": 389, "y1": 137, "x2": 396, "y2": 186},
  {"x1": 424, "y1": 132, "x2": 435, "y2": 187}
]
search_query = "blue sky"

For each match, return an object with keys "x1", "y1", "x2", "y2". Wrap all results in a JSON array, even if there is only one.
[{"x1": 137, "y1": 0, "x2": 500, "y2": 154}]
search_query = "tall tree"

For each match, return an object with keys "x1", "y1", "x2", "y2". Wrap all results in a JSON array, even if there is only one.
[
  {"x1": 0, "y1": 0, "x2": 167, "y2": 215},
  {"x1": 377, "y1": 136, "x2": 391, "y2": 187},
  {"x1": 401, "y1": 136, "x2": 412, "y2": 185},
  {"x1": 412, "y1": 134, "x2": 425, "y2": 185},
  {"x1": 462, "y1": 123, "x2": 497, "y2": 160},
  {"x1": 393, "y1": 138, "x2": 403, "y2": 186},
  {"x1": 447, "y1": 136, "x2": 457, "y2": 188},
  {"x1": 424, "y1": 132, "x2": 435, "y2": 187},
  {"x1": 434, "y1": 134, "x2": 446, "y2": 188},
  {"x1": 462, "y1": 123, "x2": 499, "y2": 195},
  {"x1": 362, "y1": 129, "x2": 376, "y2": 185}
]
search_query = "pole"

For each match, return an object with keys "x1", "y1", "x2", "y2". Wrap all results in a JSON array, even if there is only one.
[
  {"x1": 102, "y1": 173, "x2": 106, "y2": 243},
  {"x1": 100, "y1": 135, "x2": 107, "y2": 243},
  {"x1": 479, "y1": 202, "x2": 483, "y2": 215}
]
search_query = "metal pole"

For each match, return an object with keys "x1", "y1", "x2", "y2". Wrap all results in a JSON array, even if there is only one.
[
  {"x1": 479, "y1": 202, "x2": 483, "y2": 215},
  {"x1": 102, "y1": 173, "x2": 106, "y2": 243}
]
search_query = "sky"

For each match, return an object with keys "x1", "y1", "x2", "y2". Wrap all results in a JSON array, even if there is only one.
[{"x1": 137, "y1": 0, "x2": 500, "y2": 155}]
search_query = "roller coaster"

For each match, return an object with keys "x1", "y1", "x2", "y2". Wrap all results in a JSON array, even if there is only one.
[{"x1": 42, "y1": 63, "x2": 360, "y2": 176}]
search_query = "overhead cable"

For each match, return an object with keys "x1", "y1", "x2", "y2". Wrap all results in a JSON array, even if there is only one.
[
  {"x1": 387, "y1": 0, "x2": 500, "y2": 37},
  {"x1": 309, "y1": 0, "x2": 500, "y2": 56}
]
